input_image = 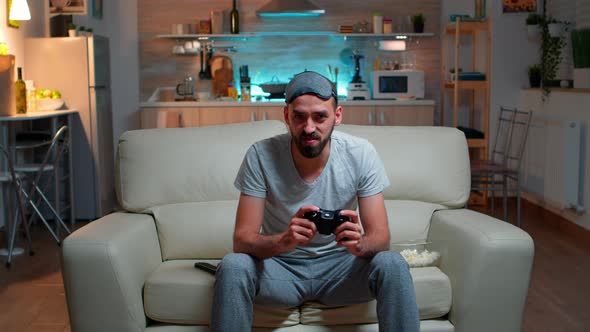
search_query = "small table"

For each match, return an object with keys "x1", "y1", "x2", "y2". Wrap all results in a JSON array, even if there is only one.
[{"x1": 0, "y1": 110, "x2": 77, "y2": 233}]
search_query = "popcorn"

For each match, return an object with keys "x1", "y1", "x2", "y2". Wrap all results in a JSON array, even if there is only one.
[{"x1": 399, "y1": 249, "x2": 440, "y2": 267}]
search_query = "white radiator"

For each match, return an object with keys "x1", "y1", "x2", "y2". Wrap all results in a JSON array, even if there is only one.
[
  {"x1": 523, "y1": 116, "x2": 585, "y2": 214},
  {"x1": 564, "y1": 120, "x2": 585, "y2": 213}
]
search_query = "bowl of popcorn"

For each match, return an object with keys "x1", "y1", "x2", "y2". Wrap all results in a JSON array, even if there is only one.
[{"x1": 390, "y1": 240, "x2": 442, "y2": 267}]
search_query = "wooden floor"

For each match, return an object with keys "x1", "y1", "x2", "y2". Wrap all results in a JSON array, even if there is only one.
[{"x1": 1, "y1": 200, "x2": 590, "y2": 331}]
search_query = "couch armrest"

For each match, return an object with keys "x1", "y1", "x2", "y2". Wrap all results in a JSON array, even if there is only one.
[
  {"x1": 428, "y1": 209, "x2": 534, "y2": 332},
  {"x1": 62, "y1": 212, "x2": 162, "y2": 332}
]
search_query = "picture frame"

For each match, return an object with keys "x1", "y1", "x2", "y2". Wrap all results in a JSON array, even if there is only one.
[
  {"x1": 92, "y1": 0, "x2": 102, "y2": 19},
  {"x1": 503, "y1": 0, "x2": 537, "y2": 13}
]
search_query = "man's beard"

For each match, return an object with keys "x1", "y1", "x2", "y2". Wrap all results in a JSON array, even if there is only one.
[{"x1": 292, "y1": 122, "x2": 335, "y2": 159}]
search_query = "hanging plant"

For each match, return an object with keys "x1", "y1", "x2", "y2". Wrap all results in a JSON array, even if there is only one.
[{"x1": 539, "y1": 16, "x2": 568, "y2": 97}]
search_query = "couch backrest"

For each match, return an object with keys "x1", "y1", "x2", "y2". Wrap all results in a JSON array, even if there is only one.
[
  {"x1": 116, "y1": 121, "x2": 470, "y2": 212},
  {"x1": 337, "y1": 125, "x2": 470, "y2": 208},
  {"x1": 116, "y1": 120, "x2": 288, "y2": 212}
]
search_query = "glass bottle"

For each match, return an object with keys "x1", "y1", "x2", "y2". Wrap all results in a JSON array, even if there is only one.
[
  {"x1": 25, "y1": 80, "x2": 37, "y2": 112},
  {"x1": 230, "y1": 0, "x2": 239, "y2": 34},
  {"x1": 15, "y1": 67, "x2": 27, "y2": 114}
]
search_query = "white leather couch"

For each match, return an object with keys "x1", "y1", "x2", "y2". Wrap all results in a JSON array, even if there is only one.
[{"x1": 62, "y1": 120, "x2": 534, "y2": 332}]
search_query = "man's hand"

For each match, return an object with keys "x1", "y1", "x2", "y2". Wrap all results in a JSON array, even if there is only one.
[
  {"x1": 279, "y1": 205, "x2": 319, "y2": 251},
  {"x1": 334, "y1": 210, "x2": 365, "y2": 256}
]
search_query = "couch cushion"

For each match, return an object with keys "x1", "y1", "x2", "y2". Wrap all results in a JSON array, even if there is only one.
[
  {"x1": 147, "y1": 201, "x2": 237, "y2": 260},
  {"x1": 144, "y1": 261, "x2": 451, "y2": 326},
  {"x1": 144, "y1": 260, "x2": 300, "y2": 327},
  {"x1": 385, "y1": 200, "x2": 444, "y2": 243},
  {"x1": 299, "y1": 267, "x2": 451, "y2": 324},
  {"x1": 116, "y1": 121, "x2": 287, "y2": 212},
  {"x1": 148, "y1": 200, "x2": 441, "y2": 260},
  {"x1": 336, "y1": 125, "x2": 469, "y2": 208}
]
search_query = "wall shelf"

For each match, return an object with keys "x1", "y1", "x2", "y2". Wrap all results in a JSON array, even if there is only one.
[{"x1": 156, "y1": 32, "x2": 435, "y2": 40}]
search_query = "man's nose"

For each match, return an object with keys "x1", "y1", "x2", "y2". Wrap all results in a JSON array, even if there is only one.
[{"x1": 303, "y1": 118, "x2": 316, "y2": 134}]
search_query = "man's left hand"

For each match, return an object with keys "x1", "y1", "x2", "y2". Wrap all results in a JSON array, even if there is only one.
[{"x1": 334, "y1": 210, "x2": 364, "y2": 256}]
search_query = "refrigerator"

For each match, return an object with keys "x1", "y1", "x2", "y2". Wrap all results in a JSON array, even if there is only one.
[{"x1": 24, "y1": 36, "x2": 115, "y2": 221}]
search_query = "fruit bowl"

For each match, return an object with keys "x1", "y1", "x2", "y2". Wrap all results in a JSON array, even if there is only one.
[
  {"x1": 390, "y1": 240, "x2": 443, "y2": 267},
  {"x1": 37, "y1": 98, "x2": 64, "y2": 111}
]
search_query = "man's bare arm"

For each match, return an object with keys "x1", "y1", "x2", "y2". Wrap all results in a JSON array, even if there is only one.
[
  {"x1": 337, "y1": 192, "x2": 390, "y2": 257},
  {"x1": 233, "y1": 193, "x2": 317, "y2": 259}
]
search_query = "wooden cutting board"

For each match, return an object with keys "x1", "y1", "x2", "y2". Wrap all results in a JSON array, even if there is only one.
[{"x1": 211, "y1": 56, "x2": 234, "y2": 97}]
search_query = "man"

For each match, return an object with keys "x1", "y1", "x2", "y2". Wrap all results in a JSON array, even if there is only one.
[{"x1": 211, "y1": 71, "x2": 419, "y2": 331}]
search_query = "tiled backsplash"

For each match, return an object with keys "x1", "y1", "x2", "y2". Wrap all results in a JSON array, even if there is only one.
[{"x1": 138, "y1": 0, "x2": 441, "y2": 110}]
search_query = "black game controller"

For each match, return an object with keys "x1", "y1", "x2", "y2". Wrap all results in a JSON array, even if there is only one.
[{"x1": 303, "y1": 209, "x2": 350, "y2": 235}]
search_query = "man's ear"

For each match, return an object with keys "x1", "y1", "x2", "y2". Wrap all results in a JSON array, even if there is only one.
[
  {"x1": 334, "y1": 106, "x2": 343, "y2": 125},
  {"x1": 283, "y1": 106, "x2": 290, "y2": 124}
]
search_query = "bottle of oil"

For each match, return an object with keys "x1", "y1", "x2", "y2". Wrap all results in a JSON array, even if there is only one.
[
  {"x1": 230, "y1": 0, "x2": 239, "y2": 34},
  {"x1": 15, "y1": 67, "x2": 27, "y2": 114}
]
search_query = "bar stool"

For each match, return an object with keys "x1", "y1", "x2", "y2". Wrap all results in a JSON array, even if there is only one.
[
  {"x1": 0, "y1": 144, "x2": 33, "y2": 267},
  {"x1": 14, "y1": 125, "x2": 72, "y2": 244}
]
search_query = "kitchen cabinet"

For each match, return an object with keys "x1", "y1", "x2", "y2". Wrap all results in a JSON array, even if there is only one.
[
  {"x1": 342, "y1": 106, "x2": 434, "y2": 126},
  {"x1": 256, "y1": 106, "x2": 284, "y2": 122},
  {"x1": 140, "y1": 103, "x2": 433, "y2": 129},
  {"x1": 140, "y1": 108, "x2": 200, "y2": 128},
  {"x1": 199, "y1": 107, "x2": 255, "y2": 127},
  {"x1": 342, "y1": 107, "x2": 375, "y2": 125}
]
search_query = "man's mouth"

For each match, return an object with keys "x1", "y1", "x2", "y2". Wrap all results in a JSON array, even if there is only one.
[{"x1": 301, "y1": 135, "x2": 319, "y2": 145}]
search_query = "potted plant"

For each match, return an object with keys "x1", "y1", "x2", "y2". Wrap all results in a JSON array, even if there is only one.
[
  {"x1": 539, "y1": 18, "x2": 567, "y2": 96},
  {"x1": 572, "y1": 28, "x2": 590, "y2": 88},
  {"x1": 67, "y1": 23, "x2": 77, "y2": 37},
  {"x1": 528, "y1": 64, "x2": 542, "y2": 88},
  {"x1": 411, "y1": 13, "x2": 425, "y2": 33},
  {"x1": 525, "y1": 13, "x2": 541, "y2": 38},
  {"x1": 546, "y1": 17, "x2": 565, "y2": 38},
  {"x1": 78, "y1": 26, "x2": 87, "y2": 36}
]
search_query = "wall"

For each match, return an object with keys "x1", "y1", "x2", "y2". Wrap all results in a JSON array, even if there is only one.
[
  {"x1": 72, "y1": 0, "x2": 140, "y2": 147},
  {"x1": 138, "y1": 0, "x2": 441, "y2": 117},
  {"x1": 0, "y1": 0, "x2": 45, "y2": 71},
  {"x1": 520, "y1": 90, "x2": 590, "y2": 230}
]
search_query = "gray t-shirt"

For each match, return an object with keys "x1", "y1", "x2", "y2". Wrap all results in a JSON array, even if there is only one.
[{"x1": 234, "y1": 130, "x2": 390, "y2": 258}]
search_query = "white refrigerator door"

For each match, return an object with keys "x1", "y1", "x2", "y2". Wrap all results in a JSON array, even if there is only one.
[{"x1": 24, "y1": 36, "x2": 115, "y2": 220}]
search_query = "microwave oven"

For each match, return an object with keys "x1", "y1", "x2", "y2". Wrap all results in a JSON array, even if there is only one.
[{"x1": 370, "y1": 70, "x2": 425, "y2": 99}]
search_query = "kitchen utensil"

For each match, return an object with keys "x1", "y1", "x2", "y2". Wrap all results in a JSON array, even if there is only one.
[
  {"x1": 259, "y1": 76, "x2": 287, "y2": 96},
  {"x1": 210, "y1": 55, "x2": 233, "y2": 80},
  {"x1": 212, "y1": 57, "x2": 234, "y2": 97},
  {"x1": 204, "y1": 48, "x2": 213, "y2": 79},
  {"x1": 176, "y1": 75, "x2": 195, "y2": 100},
  {"x1": 198, "y1": 48, "x2": 206, "y2": 79},
  {"x1": 37, "y1": 98, "x2": 65, "y2": 111}
]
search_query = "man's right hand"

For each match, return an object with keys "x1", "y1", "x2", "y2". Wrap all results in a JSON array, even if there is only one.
[{"x1": 279, "y1": 205, "x2": 319, "y2": 251}]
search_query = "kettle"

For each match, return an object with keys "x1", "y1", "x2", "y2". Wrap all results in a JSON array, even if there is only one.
[{"x1": 176, "y1": 74, "x2": 195, "y2": 100}]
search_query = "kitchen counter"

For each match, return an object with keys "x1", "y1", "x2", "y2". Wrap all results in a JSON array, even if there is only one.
[
  {"x1": 140, "y1": 87, "x2": 435, "y2": 108},
  {"x1": 141, "y1": 99, "x2": 436, "y2": 108}
]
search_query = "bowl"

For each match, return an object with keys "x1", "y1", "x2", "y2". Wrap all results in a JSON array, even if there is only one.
[
  {"x1": 37, "y1": 98, "x2": 65, "y2": 111},
  {"x1": 390, "y1": 240, "x2": 443, "y2": 267}
]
